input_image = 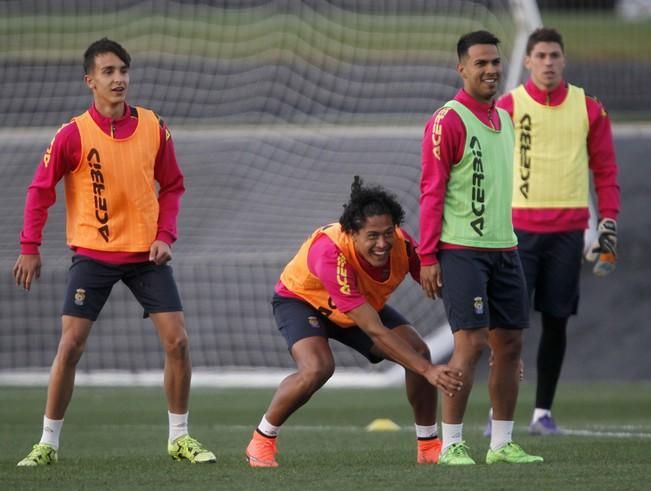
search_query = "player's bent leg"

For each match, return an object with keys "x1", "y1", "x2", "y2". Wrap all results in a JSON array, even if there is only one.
[
  {"x1": 151, "y1": 311, "x2": 191, "y2": 414},
  {"x1": 152, "y1": 312, "x2": 216, "y2": 463},
  {"x1": 247, "y1": 336, "x2": 335, "y2": 468},
  {"x1": 380, "y1": 325, "x2": 441, "y2": 464},
  {"x1": 46, "y1": 315, "x2": 93, "y2": 419},
  {"x1": 269, "y1": 336, "x2": 336, "y2": 422}
]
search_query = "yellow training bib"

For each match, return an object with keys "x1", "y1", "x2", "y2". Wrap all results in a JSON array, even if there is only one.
[{"x1": 511, "y1": 84, "x2": 589, "y2": 209}]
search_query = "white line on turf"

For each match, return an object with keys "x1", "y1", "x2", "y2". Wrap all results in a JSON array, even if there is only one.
[{"x1": 90, "y1": 423, "x2": 651, "y2": 439}]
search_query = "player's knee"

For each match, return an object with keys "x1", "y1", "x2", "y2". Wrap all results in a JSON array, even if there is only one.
[
  {"x1": 451, "y1": 332, "x2": 489, "y2": 369},
  {"x1": 466, "y1": 333, "x2": 490, "y2": 355},
  {"x1": 57, "y1": 336, "x2": 87, "y2": 365},
  {"x1": 163, "y1": 331, "x2": 189, "y2": 359},
  {"x1": 412, "y1": 338, "x2": 431, "y2": 361},
  {"x1": 493, "y1": 333, "x2": 522, "y2": 359},
  {"x1": 298, "y1": 363, "x2": 334, "y2": 393}
]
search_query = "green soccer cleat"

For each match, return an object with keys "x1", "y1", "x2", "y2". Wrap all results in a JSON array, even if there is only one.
[
  {"x1": 486, "y1": 442, "x2": 544, "y2": 464},
  {"x1": 17, "y1": 443, "x2": 58, "y2": 466},
  {"x1": 168, "y1": 435, "x2": 216, "y2": 464},
  {"x1": 438, "y1": 442, "x2": 476, "y2": 465}
]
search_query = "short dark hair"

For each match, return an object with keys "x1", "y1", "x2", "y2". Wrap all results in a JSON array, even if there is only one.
[
  {"x1": 457, "y1": 30, "x2": 500, "y2": 61},
  {"x1": 339, "y1": 176, "x2": 405, "y2": 234},
  {"x1": 83, "y1": 38, "x2": 131, "y2": 74},
  {"x1": 526, "y1": 27, "x2": 564, "y2": 55}
]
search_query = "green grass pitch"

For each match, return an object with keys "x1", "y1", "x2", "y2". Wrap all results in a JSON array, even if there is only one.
[{"x1": 1, "y1": 383, "x2": 650, "y2": 490}]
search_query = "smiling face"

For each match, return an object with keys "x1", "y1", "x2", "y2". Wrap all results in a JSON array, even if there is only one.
[
  {"x1": 84, "y1": 52, "x2": 129, "y2": 116},
  {"x1": 458, "y1": 43, "x2": 502, "y2": 103},
  {"x1": 525, "y1": 41, "x2": 565, "y2": 91},
  {"x1": 351, "y1": 214, "x2": 396, "y2": 268}
]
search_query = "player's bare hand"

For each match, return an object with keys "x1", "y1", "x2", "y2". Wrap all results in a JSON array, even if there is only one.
[
  {"x1": 420, "y1": 264, "x2": 443, "y2": 299},
  {"x1": 424, "y1": 364, "x2": 463, "y2": 397},
  {"x1": 13, "y1": 254, "x2": 41, "y2": 291},
  {"x1": 149, "y1": 240, "x2": 172, "y2": 265}
]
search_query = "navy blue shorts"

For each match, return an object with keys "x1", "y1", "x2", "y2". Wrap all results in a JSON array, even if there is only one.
[
  {"x1": 438, "y1": 249, "x2": 529, "y2": 331},
  {"x1": 62, "y1": 255, "x2": 183, "y2": 321},
  {"x1": 271, "y1": 293, "x2": 409, "y2": 364},
  {"x1": 516, "y1": 229, "x2": 583, "y2": 318}
]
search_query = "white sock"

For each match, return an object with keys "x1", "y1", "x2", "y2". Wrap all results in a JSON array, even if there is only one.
[
  {"x1": 168, "y1": 411, "x2": 189, "y2": 443},
  {"x1": 490, "y1": 420, "x2": 514, "y2": 450},
  {"x1": 40, "y1": 416, "x2": 63, "y2": 450},
  {"x1": 257, "y1": 414, "x2": 280, "y2": 437},
  {"x1": 532, "y1": 408, "x2": 551, "y2": 423},
  {"x1": 441, "y1": 423, "x2": 463, "y2": 452},
  {"x1": 414, "y1": 423, "x2": 438, "y2": 439}
]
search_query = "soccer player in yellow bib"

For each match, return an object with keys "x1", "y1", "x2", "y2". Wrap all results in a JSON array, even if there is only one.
[
  {"x1": 245, "y1": 176, "x2": 464, "y2": 467},
  {"x1": 13, "y1": 38, "x2": 215, "y2": 466},
  {"x1": 486, "y1": 27, "x2": 621, "y2": 436}
]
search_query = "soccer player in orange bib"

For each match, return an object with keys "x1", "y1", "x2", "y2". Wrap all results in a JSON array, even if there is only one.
[
  {"x1": 245, "y1": 176, "x2": 463, "y2": 467},
  {"x1": 13, "y1": 38, "x2": 215, "y2": 466},
  {"x1": 485, "y1": 27, "x2": 621, "y2": 436}
]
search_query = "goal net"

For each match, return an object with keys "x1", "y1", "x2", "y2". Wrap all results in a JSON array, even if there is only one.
[{"x1": 0, "y1": 0, "x2": 539, "y2": 386}]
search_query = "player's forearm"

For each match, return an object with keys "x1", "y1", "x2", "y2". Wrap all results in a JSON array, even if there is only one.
[
  {"x1": 156, "y1": 165, "x2": 184, "y2": 244},
  {"x1": 419, "y1": 174, "x2": 445, "y2": 263},
  {"x1": 347, "y1": 304, "x2": 429, "y2": 376},
  {"x1": 20, "y1": 186, "x2": 56, "y2": 254},
  {"x1": 156, "y1": 196, "x2": 181, "y2": 244},
  {"x1": 418, "y1": 196, "x2": 443, "y2": 265},
  {"x1": 591, "y1": 166, "x2": 620, "y2": 221},
  {"x1": 368, "y1": 328, "x2": 430, "y2": 376}
]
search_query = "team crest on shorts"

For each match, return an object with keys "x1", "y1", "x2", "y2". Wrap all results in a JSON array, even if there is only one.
[
  {"x1": 473, "y1": 296, "x2": 484, "y2": 315},
  {"x1": 74, "y1": 288, "x2": 86, "y2": 306},
  {"x1": 307, "y1": 316, "x2": 320, "y2": 328}
]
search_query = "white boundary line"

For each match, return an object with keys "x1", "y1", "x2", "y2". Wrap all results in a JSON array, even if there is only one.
[
  {"x1": 85, "y1": 423, "x2": 651, "y2": 439},
  {"x1": 76, "y1": 421, "x2": 651, "y2": 441}
]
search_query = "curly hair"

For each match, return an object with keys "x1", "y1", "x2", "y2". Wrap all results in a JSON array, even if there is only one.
[{"x1": 339, "y1": 176, "x2": 405, "y2": 233}]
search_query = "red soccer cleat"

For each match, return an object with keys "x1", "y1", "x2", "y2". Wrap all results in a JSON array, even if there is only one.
[
  {"x1": 246, "y1": 430, "x2": 279, "y2": 468},
  {"x1": 417, "y1": 437, "x2": 442, "y2": 464}
]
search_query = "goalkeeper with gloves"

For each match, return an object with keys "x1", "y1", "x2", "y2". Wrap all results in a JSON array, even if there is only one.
[{"x1": 484, "y1": 27, "x2": 621, "y2": 437}]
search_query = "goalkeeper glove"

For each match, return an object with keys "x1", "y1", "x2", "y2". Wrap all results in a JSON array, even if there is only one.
[{"x1": 584, "y1": 218, "x2": 617, "y2": 277}]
